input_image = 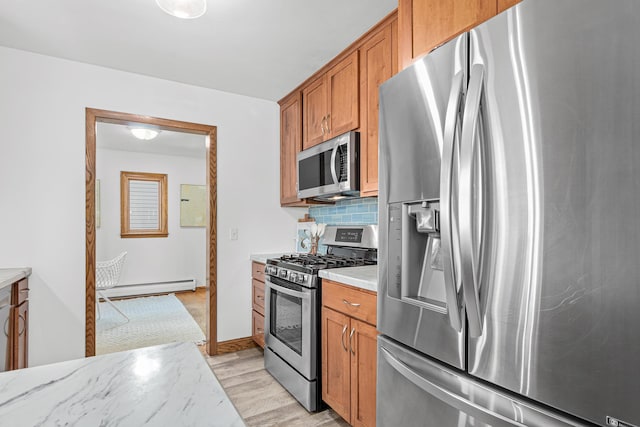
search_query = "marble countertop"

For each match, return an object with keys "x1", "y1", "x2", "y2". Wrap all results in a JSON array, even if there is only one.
[
  {"x1": 319, "y1": 265, "x2": 378, "y2": 293},
  {"x1": 0, "y1": 342, "x2": 245, "y2": 427},
  {"x1": 249, "y1": 253, "x2": 289, "y2": 264},
  {"x1": 0, "y1": 267, "x2": 31, "y2": 291}
]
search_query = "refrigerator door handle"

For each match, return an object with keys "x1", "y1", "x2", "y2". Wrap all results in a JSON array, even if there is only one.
[
  {"x1": 459, "y1": 63, "x2": 485, "y2": 338},
  {"x1": 380, "y1": 347, "x2": 525, "y2": 427},
  {"x1": 439, "y1": 70, "x2": 464, "y2": 332}
]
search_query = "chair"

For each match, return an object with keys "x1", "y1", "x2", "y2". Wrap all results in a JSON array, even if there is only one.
[{"x1": 96, "y1": 252, "x2": 129, "y2": 322}]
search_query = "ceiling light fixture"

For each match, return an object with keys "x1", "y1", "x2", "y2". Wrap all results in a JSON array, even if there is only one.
[
  {"x1": 155, "y1": 0, "x2": 207, "y2": 19},
  {"x1": 130, "y1": 127, "x2": 160, "y2": 141}
]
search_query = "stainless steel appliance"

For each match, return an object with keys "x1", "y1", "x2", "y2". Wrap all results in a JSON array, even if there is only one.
[
  {"x1": 264, "y1": 225, "x2": 377, "y2": 412},
  {"x1": 377, "y1": 1, "x2": 640, "y2": 426},
  {"x1": 297, "y1": 131, "x2": 359, "y2": 201}
]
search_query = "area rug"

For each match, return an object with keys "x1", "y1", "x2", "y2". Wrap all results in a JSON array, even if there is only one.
[{"x1": 96, "y1": 294, "x2": 206, "y2": 355}]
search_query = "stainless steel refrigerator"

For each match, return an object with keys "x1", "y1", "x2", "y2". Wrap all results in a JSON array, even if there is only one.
[{"x1": 377, "y1": 1, "x2": 640, "y2": 426}]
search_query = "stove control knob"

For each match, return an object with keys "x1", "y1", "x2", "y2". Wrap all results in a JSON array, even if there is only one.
[
  {"x1": 279, "y1": 269, "x2": 288, "y2": 279},
  {"x1": 289, "y1": 272, "x2": 298, "y2": 282},
  {"x1": 297, "y1": 274, "x2": 306, "y2": 284}
]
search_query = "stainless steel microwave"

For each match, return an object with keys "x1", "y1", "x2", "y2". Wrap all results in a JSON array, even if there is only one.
[{"x1": 297, "y1": 131, "x2": 359, "y2": 201}]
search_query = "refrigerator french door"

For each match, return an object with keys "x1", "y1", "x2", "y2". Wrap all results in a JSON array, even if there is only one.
[{"x1": 378, "y1": 1, "x2": 640, "y2": 426}]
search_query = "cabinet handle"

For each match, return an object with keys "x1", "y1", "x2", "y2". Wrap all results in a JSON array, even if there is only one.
[
  {"x1": 256, "y1": 295, "x2": 264, "y2": 301},
  {"x1": 326, "y1": 113, "x2": 330, "y2": 133},
  {"x1": 257, "y1": 328, "x2": 264, "y2": 333},
  {"x1": 20, "y1": 289, "x2": 29, "y2": 293},
  {"x1": 3, "y1": 318, "x2": 8, "y2": 338},
  {"x1": 321, "y1": 116, "x2": 327, "y2": 135},
  {"x1": 18, "y1": 314, "x2": 25, "y2": 336},
  {"x1": 342, "y1": 299, "x2": 361, "y2": 307},
  {"x1": 341, "y1": 324, "x2": 348, "y2": 351},
  {"x1": 349, "y1": 327, "x2": 356, "y2": 355}
]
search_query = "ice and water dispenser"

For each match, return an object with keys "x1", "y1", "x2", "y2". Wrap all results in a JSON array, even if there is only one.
[{"x1": 387, "y1": 200, "x2": 449, "y2": 313}]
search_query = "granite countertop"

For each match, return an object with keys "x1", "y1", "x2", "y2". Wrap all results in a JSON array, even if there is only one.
[
  {"x1": 0, "y1": 267, "x2": 32, "y2": 291},
  {"x1": 319, "y1": 265, "x2": 378, "y2": 293},
  {"x1": 0, "y1": 342, "x2": 245, "y2": 427},
  {"x1": 249, "y1": 253, "x2": 289, "y2": 264}
]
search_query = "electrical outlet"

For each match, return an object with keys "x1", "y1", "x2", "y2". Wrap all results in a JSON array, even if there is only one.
[{"x1": 229, "y1": 228, "x2": 238, "y2": 241}]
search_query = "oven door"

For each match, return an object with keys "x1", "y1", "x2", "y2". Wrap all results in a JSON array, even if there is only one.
[{"x1": 265, "y1": 275, "x2": 317, "y2": 380}]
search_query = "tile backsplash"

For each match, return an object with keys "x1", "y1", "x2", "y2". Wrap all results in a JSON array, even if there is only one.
[{"x1": 309, "y1": 197, "x2": 378, "y2": 226}]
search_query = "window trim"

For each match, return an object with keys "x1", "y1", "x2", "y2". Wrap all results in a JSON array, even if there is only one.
[{"x1": 120, "y1": 171, "x2": 168, "y2": 238}]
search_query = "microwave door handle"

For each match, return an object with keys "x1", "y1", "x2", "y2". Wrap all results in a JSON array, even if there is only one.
[
  {"x1": 439, "y1": 71, "x2": 464, "y2": 333},
  {"x1": 330, "y1": 144, "x2": 339, "y2": 184},
  {"x1": 459, "y1": 64, "x2": 485, "y2": 338}
]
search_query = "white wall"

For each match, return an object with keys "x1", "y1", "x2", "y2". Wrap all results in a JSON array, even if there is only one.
[
  {"x1": 0, "y1": 46, "x2": 305, "y2": 366},
  {"x1": 96, "y1": 148, "x2": 207, "y2": 288}
]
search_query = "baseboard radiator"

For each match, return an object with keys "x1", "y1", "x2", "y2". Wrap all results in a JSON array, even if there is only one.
[{"x1": 101, "y1": 278, "x2": 197, "y2": 298}]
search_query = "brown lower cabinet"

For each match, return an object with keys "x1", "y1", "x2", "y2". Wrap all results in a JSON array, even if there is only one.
[
  {"x1": 8, "y1": 278, "x2": 29, "y2": 370},
  {"x1": 251, "y1": 262, "x2": 266, "y2": 348},
  {"x1": 322, "y1": 279, "x2": 377, "y2": 427}
]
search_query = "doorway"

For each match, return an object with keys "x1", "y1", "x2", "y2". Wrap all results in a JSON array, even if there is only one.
[{"x1": 85, "y1": 108, "x2": 218, "y2": 356}]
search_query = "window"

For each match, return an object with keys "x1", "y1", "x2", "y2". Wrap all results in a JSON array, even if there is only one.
[{"x1": 120, "y1": 171, "x2": 168, "y2": 238}]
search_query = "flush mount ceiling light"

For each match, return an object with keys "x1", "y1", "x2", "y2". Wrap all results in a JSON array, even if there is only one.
[
  {"x1": 155, "y1": 0, "x2": 207, "y2": 19},
  {"x1": 130, "y1": 127, "x2": 160, "y2": 141}
]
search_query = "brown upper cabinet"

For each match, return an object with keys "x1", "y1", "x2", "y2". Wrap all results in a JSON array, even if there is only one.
[
  {"x1": 279, "y1": 91, "x2": 305, "y2": 206},
  {"x1": 279, "y1": 11, "x2": 398, "y2": 205},
  {"x1": 359, "y1": 19, "x2": 397, "y2": 197},
  {"x1": 303, "y1": 51, "x2": 360, "y2": 150},
  {"x1": 497, "y1": 0, "x2": 521, "y2": 13},
  {"x1": 398, "y1": 0, "x2": 520, "y2": 70}
]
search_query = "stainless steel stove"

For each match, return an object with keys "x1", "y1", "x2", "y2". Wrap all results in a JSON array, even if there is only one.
[{"x1": 263, "y1": 225, "x2": 377, "y2": 412}]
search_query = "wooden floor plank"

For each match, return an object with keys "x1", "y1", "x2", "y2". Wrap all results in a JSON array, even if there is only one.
[{"x1": 206, "y1": 348, "x2": 349, "y2": 426}]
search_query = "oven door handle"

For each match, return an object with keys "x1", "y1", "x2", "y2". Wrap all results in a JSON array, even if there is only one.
[{"x1": 266, "y1": 279, "x2": 309, "y2": 300}]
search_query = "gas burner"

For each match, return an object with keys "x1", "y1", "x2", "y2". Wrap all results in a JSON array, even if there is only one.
[{"x1": 277, "y1": 253, "x2": 375, "y2": 269}]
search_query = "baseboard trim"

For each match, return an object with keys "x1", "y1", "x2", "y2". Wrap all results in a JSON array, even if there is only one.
[{"x1": 216, "y1": 337, "x2": 258, "y2": 354}]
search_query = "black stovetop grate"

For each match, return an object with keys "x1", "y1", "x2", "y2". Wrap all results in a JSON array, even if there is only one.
[{"x1": 277, "y1": 253, "x2": 376, "y2": 269}]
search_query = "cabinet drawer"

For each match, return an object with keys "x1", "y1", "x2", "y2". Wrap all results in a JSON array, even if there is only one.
[
  {"x1": 252, "y1": 262, "x2": 265, "y2": 282},
  {"x1": 252, "y1": 279, "x2": 265, "y2": 315},
  {"x1": 11, "y1": 279, "x2": 28, "y2": 306},
  {"x1": 252, "y1": 310, "x2": 265, "y2": 349},
  {"x1": 322, "y1": 279, "x2": 377, "y2": 326}
]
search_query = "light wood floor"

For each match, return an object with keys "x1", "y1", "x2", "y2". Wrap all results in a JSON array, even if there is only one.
[
  {"x1": 204, "y1": 348, "x2": 350, "y2": 427},
  {"x1": 175, "y1": 287, "x2": 207, "y2": 334},
  {"x1": 178, "y1": 289, "x2": 347, "y2": 425}
]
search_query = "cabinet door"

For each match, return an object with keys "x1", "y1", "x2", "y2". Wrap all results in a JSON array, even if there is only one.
[
  {"x1": 321, "y1": 306, "x2": 351, "y2": 421},
  {"x1": 280, "y1": 92, "x2": 303, "y2": 205},
  {"x1": 350, "y1": 319, "x2": 377, "y2": 427},
  {"x1": 497, "y1": 0, "x2": 520, "y2": 13},
  {"x1": 399, "y1": 0, "x2": 496, "y2": 69},
  {"x1": 327, "y1": 51, "x2": 360, "y2": 138},
  {"x1": 252, "y1": 309, "x2": 265, "y2": 349},
  {"x1": 11, "y1": 301, "x2": 28, "y2": 370},
  {"x1": 302, "y1": 75, "x2": 328, "y2": 149},
  {"x1": 359, "y1": 22, "x2": 396, "y2": 197}
]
